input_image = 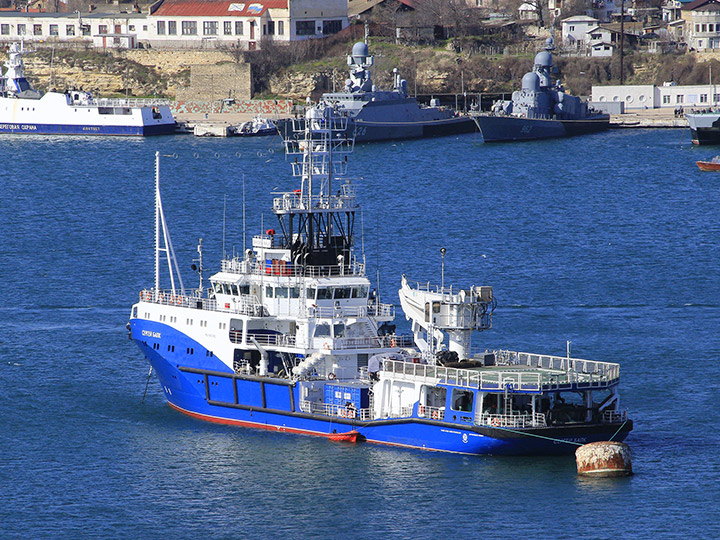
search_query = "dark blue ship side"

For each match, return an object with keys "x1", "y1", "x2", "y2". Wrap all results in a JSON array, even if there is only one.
[{"x1": 473, "y1": 38, "x2": 609, "y2": 142}]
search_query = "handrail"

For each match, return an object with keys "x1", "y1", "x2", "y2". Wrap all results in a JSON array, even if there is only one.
[
  {"x1": 221, "y1": 257, "x2": 366, "y2": 277},
  {"x1": 381, "y1": 350, "x2": 621, "y2": 392}
]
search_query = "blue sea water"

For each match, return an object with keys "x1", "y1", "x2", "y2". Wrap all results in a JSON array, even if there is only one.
[{"x1": 1, "y1": 127, "x2": 719, "y2": 539}]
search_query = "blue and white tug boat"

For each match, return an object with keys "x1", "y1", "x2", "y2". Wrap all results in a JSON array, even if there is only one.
[
  {"x1": 128, "y1": 106, "x2": 632, "y2": 455},
  {"x1": 0, "y1": 42, "x2": 176, "y2": 136}
]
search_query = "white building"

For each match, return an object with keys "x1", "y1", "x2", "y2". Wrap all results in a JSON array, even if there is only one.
[
  {"x1": 0, "y1": 0, "x2": 349, "y2": 49},
  {"x1": 592, "y1": 83, "x2": 720, "y2": 108},
  {"x1": 561, "y1": 15, "x2": 599, "y2": 46}
]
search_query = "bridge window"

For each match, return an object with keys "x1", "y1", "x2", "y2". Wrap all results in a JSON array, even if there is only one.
[
  {"x1": 317, "y1": 287, "x2": 332, "y2": 300},
  {"x1": 334, "y1": 287, "x2": 352, "y2": 299},
  {"x1": 306, "y1": 287, "x2": 316, "y2": 300},
  {"x1": 333, "y1": 323, "x2": 345, "y2": 338},
  {"x1": 352, "y1": 285, "x2": 368, "y2": 298},
  {"x1": 239, "y1": 284, "x2": 250, "y2": 295},
  {"x1": 276, "y1": 287, "x2": 289, "y2": 298},
  {"x1": 231, "y1": 284, "x2": 239, "y2": 295},
  {"x1": 290, "y1": 287, "x2": 300, "y2": 298},
  {"x1": 265, "y1": 286, "x2": 274, "y2": 298}
]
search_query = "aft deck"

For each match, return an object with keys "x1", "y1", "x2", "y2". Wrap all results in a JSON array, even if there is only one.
[{"x1": 382, "y1": 350, "x2": 621, "y2": 393}]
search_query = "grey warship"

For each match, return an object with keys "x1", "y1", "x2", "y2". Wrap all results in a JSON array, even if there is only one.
[
  {"x1": 280, "y1": 42, "x2": 476, "y2": 142},
  {"x1": 473, "y1": 38, "x2": 609, "y2": 142}
]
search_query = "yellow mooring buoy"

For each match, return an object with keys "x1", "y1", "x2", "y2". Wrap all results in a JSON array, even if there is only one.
[{"x1": 575, "y1": 441, "x2": 633, "y2": 477}]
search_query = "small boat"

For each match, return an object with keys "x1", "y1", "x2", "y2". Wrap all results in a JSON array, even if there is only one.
[
  {"x1": 232, "y1": 115, "x2": 278, "y2": 137},
  {"x1": 696, "y1": 156, "x2": 720, "y2": 170},
  {"x1": 329, "y1": 430, "x2": 364, "y2": 443}
]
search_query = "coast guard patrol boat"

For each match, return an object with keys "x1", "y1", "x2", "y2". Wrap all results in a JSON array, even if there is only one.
[
  {"x1": 128, "y1": 105, "x2": 632, "y2": 455},
  {"x1": 0, "y1": 42, "x2": 175, "y2": 136}
]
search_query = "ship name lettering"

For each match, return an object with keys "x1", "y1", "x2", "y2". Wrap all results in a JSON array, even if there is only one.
[{"x1": 141, "y1": 330, "x2": 162, "y2": 338}]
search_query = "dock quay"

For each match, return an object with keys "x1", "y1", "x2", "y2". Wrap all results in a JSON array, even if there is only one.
[{"x1": 610, "y1": 109, "x2": 688, "y2": 128}]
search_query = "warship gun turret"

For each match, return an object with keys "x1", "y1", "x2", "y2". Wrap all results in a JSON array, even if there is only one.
[{"x1": 473, "y1": 38, "x2": 609, "y2": 142}]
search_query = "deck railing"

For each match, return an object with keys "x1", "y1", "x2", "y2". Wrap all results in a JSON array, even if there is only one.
[
  {"x1": 478, "y1": 413, "x2": 547, "y2": 428},
  {"x1": 382, "y1": 350, "x2": 621, "y2": 392},
  {"x1": 299, "y1": 400, "x2": 372, "y2": 421},
  {"x1": 221, "y1": 256, "x2": 366, "y2": 278}
]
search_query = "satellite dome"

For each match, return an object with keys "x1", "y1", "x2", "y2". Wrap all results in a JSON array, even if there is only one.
[
  {"x1": 534, "y1": 50, "x2": 552, "y2": 67},
  {"x1": 352, "y1": 42, "x2": 369, "y2": 58},
  {"x1": 521, "y1": 72, "x2": 540, "y2": 92}
]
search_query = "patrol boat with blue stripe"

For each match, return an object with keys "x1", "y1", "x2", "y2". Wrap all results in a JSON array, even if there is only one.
[
  {"x1": 0, "y1": 42, "x2": 175, "y2": 136},
  {"x1": 128, "y1": 105, "x2": 632, "y2": 455}
]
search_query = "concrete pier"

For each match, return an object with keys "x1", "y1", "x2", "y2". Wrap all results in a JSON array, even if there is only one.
[{"x1": 610, "y1": 108, "x2": 688, "y2": 128}]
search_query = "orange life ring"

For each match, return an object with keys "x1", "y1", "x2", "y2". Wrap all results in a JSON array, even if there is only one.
[
  {"x1": 323, "y1": 342, "x2": 330, "y2": 350},
  {"x1": 490, "y1": 418, "x2": 500, "y2": 427},
  {"x1": 432, "y1": 410, "x2": 440, "y2": 420},
  {"x1": 419, "y1": 406, "x2": 425, "y2": 415},
  {"x1": 347, "y1": 408, "x2": 356, "y2": 419},
  {"x1": 390, "y1": 338, "x2": 396, "y2": 348},
  {"x1": 158, "y1": 293, "x2": 164, "y2": 302},
  {"x1": 176, "y1": 296, "x2": 182, "y2": 305}
]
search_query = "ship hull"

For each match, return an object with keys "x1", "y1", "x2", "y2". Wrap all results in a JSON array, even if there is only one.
[
  {"x1": 474, "y1": 114, "x2": 610, "y2": 142},
  {"x1": 132, "y1": 319, "x2": 631, "y2": 456},
  {"x1": 0, "y1": 93, "x2": 177, "y2": 136},
  {"x1": 278, "y1": 112, "x2": 477, "y2": 142}
]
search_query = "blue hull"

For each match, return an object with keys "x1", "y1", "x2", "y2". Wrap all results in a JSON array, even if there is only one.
[
  {"x1": 0, "y1": 122, "x2": 176, "y2": 136},
  {"x1": 131, "y1": 319, "x2": 631, "y2": 456}
]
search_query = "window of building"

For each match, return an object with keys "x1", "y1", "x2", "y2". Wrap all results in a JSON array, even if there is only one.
[
  {"x1": 710, "y1": 24, "x2": 715, "y2": 32},
  {"x1": 182, "y1": 21, "x2": 197, "y2": 35},
  {"x1": 267, "y1": 20, "x2": 274, "y2": 34},
  {"x1": 98, "y1": 25, "x2": 107, "y2": 34},
  {"x1": 203, "y1": 21, "x2": 218, "y2": 35},
  {"x1": 224, "y1": 21, "x2": 232, "y2": 35},
  {"x1": 702, "y1": 23, "x2": 707, "y2": 32},
  {"x1": 696, "y1": 24, "x2": 701, "y2": 32},
  {"x1": 323, "y1": 20, "x2": 341, "y2": 35},
  {"x1": 49, "y1": 24, "x2": 58, "y2": 36},
  {"x1": 168, "y1": 21, "x2": 177, "y2": 34},
  {"x1": 17, "y1": 24, "x2": 25, "y2": 35},
  {"x1": 235, "y1": 20, "x2": 243, "y2": 34},
  {"x1": 66, "y1": 24, "x2": 75, "y2": 36},
  {"x1": 157, "y1": 20, "x2": 165, "y2": 34},
  {"x1": 278, "y1": 20, "x2": 284, "y2": 35},
  {"x1": 714, "y1": 93, "x2": 720, "y2": 102},
  {"x1": 143, "y1": 25, "x2": 147, "y2": 31},
  {"x1": 0, "y1": 24, "x2": 9, "y2": 35},
  {"x1": 296, "y1": 20, "x2": 315, "y2": 36},
  {"x1": 663, "y1": 95, "x2": 670, "y2": 104},
  {"x1": 701, "y1": 93, "x2": 708, "y2": 102},
  {"x1": 81, "y1": 24, "x2": 90, "y2": 36},
  {"x1": 33, "y1": 24, "x2": 42, "y2": 36},
  {"x1": 129, "y1": 24, "x2": 135, "y2": 31},
  {"x1": 569, "y1": 25, "x2": 575, "y2": 31},
  {"x1": 676, "y1": 94, "x2": 684, "y2": 103}
]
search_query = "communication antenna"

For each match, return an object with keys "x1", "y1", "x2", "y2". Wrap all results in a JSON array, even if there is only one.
[
  {"x1": 440, "y1": 247, "x2": 447, "y2": 291},
  {"x1": 154, "y1": 151, "x2": 184, "y2": 298},
  {"x1": 242, "y1": 174, "x2": 246, "y2": 254},
  {"x1": 191, "y1": 238, "x2": 204, "y2": 295},
  {"x1": 222, "y1": 195, "x2": 227, "y2": 259}
]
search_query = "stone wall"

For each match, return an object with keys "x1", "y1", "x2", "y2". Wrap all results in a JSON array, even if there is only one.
[
  {"x1": 175, "y1": 62, "x2": 253, "y2": 101},
  {"x1": 171, "y1": 99, "x2": 293, "y2": 115}
]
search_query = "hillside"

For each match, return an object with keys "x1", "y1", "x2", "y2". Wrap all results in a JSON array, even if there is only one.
[{"x1": 6, "y1": 34, "x2": 720, "y2": 101}]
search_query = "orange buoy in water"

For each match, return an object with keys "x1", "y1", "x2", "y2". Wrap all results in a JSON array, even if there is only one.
[{"x1": 575, "y1": 441, "x2": 633, "y2": 477}]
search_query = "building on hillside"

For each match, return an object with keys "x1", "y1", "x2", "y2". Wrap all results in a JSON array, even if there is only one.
[
  {"x1": 0, "y1": 11, "x2": 148, "y2": 47},
  {"x1": 590, "y1": 39, "x2": 614, "y2": 55},
  {"x1": 592, "y1": 83, "x2": 720, "y2": 108},
  {"x1": 561, "y1": 15, "x2": 598, "y2": 46},
  {"x1": 0, "y1": 0, "x2": 348, "y2": 49},
  {"x1": 681, "y1": 0, "x2": 720, "y2": 49},
  {"x1": 662, "y1": 0, "x2": 694, "y2": 21}
]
